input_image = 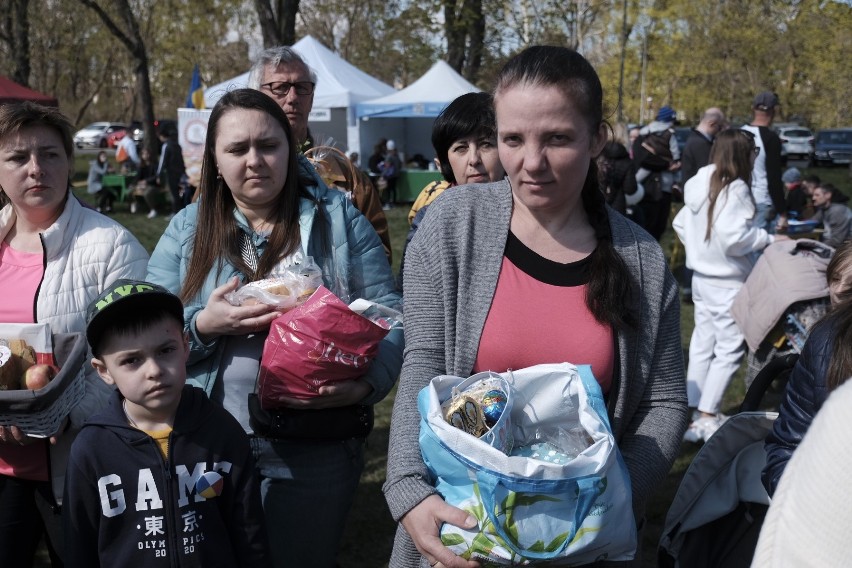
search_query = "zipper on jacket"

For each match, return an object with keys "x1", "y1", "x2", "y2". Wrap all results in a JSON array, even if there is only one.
[
  {"x1": 140, "y1": 433, "x2": 179, "y2": 567},
  {"x1": 34, "y1": 233, "x2": 60, "y2": 510},
  {"x1": 161, "y1": 433, "x2": 180, "y2": 568},
  {"x1": 33, "y1": 233, "x2": 48, "y2": 323}
]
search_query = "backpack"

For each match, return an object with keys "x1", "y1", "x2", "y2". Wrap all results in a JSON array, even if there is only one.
[
  {"x1": 408, "y1": 180, "x2": 452, "y2": 224},
  {"x1": 633, "y1": 129, "x2": 674, "y2": 171}
]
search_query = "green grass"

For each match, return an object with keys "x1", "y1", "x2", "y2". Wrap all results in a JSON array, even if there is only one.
[{"x1": 54, "y1": 165, "x2": 849, "y2": 567}]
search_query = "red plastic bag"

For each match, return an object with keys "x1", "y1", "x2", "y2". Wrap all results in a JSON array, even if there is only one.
[{"x1": 258, "y1": 286, "x2": 391, "y2": 407}]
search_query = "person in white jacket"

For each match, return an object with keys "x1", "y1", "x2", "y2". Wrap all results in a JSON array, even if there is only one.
[
  {"x1": 673, "y1": 129, "x2": 788, "y2": 442},
  {"x1": 0, "y1": 102, "x2": 148, "y2": 566}
]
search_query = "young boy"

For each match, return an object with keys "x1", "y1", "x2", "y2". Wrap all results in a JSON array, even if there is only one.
[{"x1": 63, "y1": 279, "x2": 269, "y2": 567}]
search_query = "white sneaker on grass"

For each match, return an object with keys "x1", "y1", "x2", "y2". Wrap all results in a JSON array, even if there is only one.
[
  {"x1": 147, "y1": 209, "x2": 157, "y2": 219},
  {"x1": 683, "y1": 414, "x2": 728, "y2": 443}
]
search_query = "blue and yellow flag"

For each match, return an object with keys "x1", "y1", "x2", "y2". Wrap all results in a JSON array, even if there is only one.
[{"x1": 186, "y1": 64, "x2": 205, "y2": 109}]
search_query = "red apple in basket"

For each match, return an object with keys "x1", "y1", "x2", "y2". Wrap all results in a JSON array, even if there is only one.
[{"x1": 22, "y1": 364, "x2": 55, "y2": 390}]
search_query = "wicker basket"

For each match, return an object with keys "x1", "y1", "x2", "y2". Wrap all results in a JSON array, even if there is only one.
[{"x1": 0, "y1": 332, "x2": 87, "y2": 438}]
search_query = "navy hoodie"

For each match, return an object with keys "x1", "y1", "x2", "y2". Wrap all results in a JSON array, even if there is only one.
[{"x1": 63, "y1": 385, "x2": 269, "y2": 567}]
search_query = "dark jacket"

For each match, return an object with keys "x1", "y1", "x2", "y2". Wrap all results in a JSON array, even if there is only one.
[
  {"x1": 762, "y1": 318, "x2": 834, "y2": 496},
  {"x1": 786, "y1": 186, "x2": 812, "y2": 220},
  {"x1": 813, "y1": 201, "x2": 852, "y2": 248},
  {"x1": 756, "y1": 125, "x2": 787, "y2": 216},
  {"x1": 600, "y1": 141, "x2": 638, "y2": 214},
  {"x1": 63, "y1": 386, "x2": 269, "y2": 567},
  {"x1": 681, "y1": 129, "x2": 713, "y2": 183},
  {"x1": 137, "y1": 160, "x2": 159, "y2": 186},
  {"x1": 158, "y1": 138, "x2": 186, "y2": 190}
]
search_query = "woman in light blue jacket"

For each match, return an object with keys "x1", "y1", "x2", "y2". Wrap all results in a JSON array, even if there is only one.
[{"x1": 146, "y1": 89, "x2": 402, "y2": 568}]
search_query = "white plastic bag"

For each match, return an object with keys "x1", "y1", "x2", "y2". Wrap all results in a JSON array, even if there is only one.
[
  {"x1": 226, "y1": 256, "x2": 323, "y2": 310},
  {"x1": 418, "y1": 363, "x2": 636, "y2": 565}
]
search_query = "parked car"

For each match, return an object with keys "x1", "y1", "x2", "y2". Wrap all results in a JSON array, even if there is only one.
[
  {"x1": 131, "y1": 119, "x2": 177, "y2": 143},
  {"x1": 73, "y1": 122, "x2": 127, "y2": 149},
  {"x1": 812, "y1": 128, "x2": 852, "y2": 166},
  {"x1": 777, "y1": 126, "x2": 814, "y2": 160}
]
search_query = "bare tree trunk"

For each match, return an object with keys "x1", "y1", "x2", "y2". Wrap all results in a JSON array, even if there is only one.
[
  {"x1": 444, "y1": 0, "x2": 484, "y2": 83},
  {"x1": 444, "y1": 0, "x2": 466, "y2": 72},
  {"x1": 254, "y1": 0, "x2": 301, "y2": 47},
  {"x1": 73, "y1": 54, "x2": 115, "y2": 126},
  {"x1": 0, "y1": 0, "x2": 32, "y2": 86},
  {"x1": 462, "y1": 0, "x2": 484, "y2": 82},
  {"x1": 617, "y1": 0, "x2": 629, "y2": 123},
  {"x1": 77, "y1": 0, "x2": 158, "y2": 158}
]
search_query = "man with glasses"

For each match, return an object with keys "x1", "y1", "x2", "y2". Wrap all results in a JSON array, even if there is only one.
[
  {"x1": 742, "y1": 92, "x2": 787, "y2": 232},
  {"x1": 248, "y1": 46, "x2": 392, "y2": 261}
]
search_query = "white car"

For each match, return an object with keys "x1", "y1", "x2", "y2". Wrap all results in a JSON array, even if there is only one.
[
  {"x1": 777, "y1": 127, "x2": 814, "y2": 161},
  {"x1": 73, "y1": 122, "x2": 127, "y2": 149}
]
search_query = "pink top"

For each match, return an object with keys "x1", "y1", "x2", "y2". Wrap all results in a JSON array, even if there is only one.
[
  {"x1": 473, "y1": 233, "x2": 614, "y2": 393},
  {"x1": 0, "y1": 241, "x2": 48, "y2": 481}
]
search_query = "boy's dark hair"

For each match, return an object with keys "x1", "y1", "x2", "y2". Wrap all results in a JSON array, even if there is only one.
[
  {"x1": 803, "y1": 174, "x2": 821, "y2": 186},
  {"x1": 92, "y1": 306, "x2": 183, "y2": 358},
  {"x1": 86, "y1": 279, "x2": 184, "y2": 357},
  {"x1": 431, "y1": 92, "x2": 496, "y2": 184}
]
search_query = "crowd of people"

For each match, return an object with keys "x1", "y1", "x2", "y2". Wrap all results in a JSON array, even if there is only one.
[{"x1": 0, "y1": 40, "x2": 850, "y2": 568}]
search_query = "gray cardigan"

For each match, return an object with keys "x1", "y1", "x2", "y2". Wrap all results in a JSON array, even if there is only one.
[{"x1": 383, "y1": 180, "x2": 688, "y2": 566}]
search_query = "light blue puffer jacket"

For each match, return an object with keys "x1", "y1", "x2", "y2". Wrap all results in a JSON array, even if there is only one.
[{"x1": 146, "y1": 155, "x2": 403, "y2": 405}]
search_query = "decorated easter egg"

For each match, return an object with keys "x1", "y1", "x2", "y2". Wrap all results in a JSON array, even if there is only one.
[{"x1": 481, "y1": 389, "x2": 508, "y2": 427}]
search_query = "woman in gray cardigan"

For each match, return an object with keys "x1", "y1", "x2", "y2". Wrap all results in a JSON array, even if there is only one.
[{"x1": 384, "y1": 46, "x2": 688, "y2": 568}]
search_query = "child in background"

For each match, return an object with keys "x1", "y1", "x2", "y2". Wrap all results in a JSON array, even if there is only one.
[
  {"x1": 673, "y1": 129, "x2": 788, "y2": 442},
  {"x1": 132, "y1": 148, "x2": 162, "y2": 218},
  {"x1": 87, "y1": 150, "x2": 114, "y2": 213},
  {"x1": 63, "y1": 279, "x2": 269, "y2": 567}
]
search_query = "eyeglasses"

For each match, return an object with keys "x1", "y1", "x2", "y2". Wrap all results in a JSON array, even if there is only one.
[{"x1": 260, "y1": 81, "x2": 315, "y2": 97}]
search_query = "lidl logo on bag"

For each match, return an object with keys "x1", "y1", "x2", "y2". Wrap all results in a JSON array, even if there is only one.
[{"x1": 308, "y1": 341, "x2": 369, "y2": 368}]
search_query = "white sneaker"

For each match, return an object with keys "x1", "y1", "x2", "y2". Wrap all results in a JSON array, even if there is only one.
[
  {"x1": 147, "y1": 210, "x2": 157, "y2": 219},
  {"x1": 683, "y1": 414, "x2": 728, "y2": 443},
  {"x1": 130, "y1": 201, "x2": 138, "y2": 214}
]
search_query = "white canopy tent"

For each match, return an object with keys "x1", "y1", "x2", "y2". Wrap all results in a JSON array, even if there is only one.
[
  {"x1": 355, "y1": 60, "x2": 480, "y2": 162},
  {"x1": 203, "y1": 35, "x2": 394, "y2": 151}
]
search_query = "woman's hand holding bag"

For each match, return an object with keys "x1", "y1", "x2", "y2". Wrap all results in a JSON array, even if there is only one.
[
  {"x1": 195, "y1": 277, "x2": 280, "y2": 342},
  {"x1": 418, "y1": 363, "x2": 637, "y2": 565},
  {"x1": 275, "y1": 379, "x2": 373, "y2": 409},
  {"x1": 400, "y1": 494, "x2": 480, "y2": 568}
]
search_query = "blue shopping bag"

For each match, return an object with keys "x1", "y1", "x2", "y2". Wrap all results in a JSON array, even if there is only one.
[{"x1": 418, "y1": 363, "x2": 636, "y2": 566}]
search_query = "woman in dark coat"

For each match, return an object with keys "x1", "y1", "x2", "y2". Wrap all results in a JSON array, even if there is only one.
[{"x1": 762, "y1": 243, "x2": 852, "y2": 496}]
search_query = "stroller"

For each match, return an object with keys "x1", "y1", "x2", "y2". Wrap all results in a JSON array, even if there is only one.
[
  {"x1": 658, "y1": 354, "x2": 799, "y2": 568},
  {"x1": 731, "y1": 238, "x2": 833, "y2": 388}
]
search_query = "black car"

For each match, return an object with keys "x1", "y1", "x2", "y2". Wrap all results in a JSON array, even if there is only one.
[{"x1": 812, "y1": 128, "x2": 852, "y2": 166}]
